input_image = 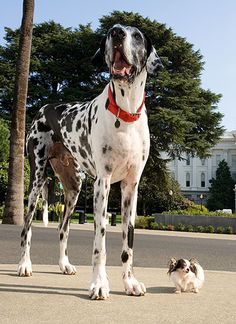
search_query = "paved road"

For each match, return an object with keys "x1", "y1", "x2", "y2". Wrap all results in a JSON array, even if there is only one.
[
  {"x1": 1, "y1": 223, "x2": 236, "y2": 324},
  {"x1": 1, "y1": 223, "x2": 236, "y2": 271}
]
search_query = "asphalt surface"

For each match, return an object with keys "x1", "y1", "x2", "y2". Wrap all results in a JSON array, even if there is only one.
[
  {"x1": 1, "y1": 223, "x2": 236, "y2": 323},
  {"x1": 1, "y1": 223, "x2": 236, "y2": 271}
]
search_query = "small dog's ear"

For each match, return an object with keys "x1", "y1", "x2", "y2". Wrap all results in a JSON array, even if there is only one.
[
  {"x1": 189, "y1": 258, "x2": 199, "y2": 276},
  {"x1": 91, "y1": 36, "x2": 107, "y2": 68},
  {"x1": 167, "y1": 257, "x2": 177, "y2": 274},
  {"x1": 189, "y1": 258, "x2": 199, "y2": 264}
]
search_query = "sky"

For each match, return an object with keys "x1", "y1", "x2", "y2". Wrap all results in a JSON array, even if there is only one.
[{"x1": 0, "y1": 0, "x2": 235, "y2": 131}]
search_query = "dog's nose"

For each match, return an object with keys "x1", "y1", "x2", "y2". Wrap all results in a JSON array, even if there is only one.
[
  {"x1": 186, "y1": 268, "x2": 189, "y2": 273},
  {"x1": 110, "y1": 26, "x2": 126, "y2": 41}
]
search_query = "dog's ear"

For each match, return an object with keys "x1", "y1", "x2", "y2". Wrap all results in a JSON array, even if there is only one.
[
  {"x1": 144, "y1": 34, "x2": 163, "y2": 75},
  {"x1": 91, "y1": 36, "x2": 107, "y2": 68},
  {"x1": 146, "y1": 46, "x2": 164, "y2": 75},
  {"x1": 144, "y1": 34, "x2": 163, "y2": 74},
  {"x1": 167, "y1": 257, "x2": 177, "y2": 275},
  {"x1": 144, "y1": 34, "x2": 153, "y2": 58},
  {"x1": 189, "y1": 258, "x2": 199, "y2": 276},
  {"x1": 189, "y1": 258, "x2": 199, "y2": 265}
]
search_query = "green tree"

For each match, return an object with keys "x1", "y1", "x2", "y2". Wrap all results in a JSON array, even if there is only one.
[
  {"x1": 0, "y1": 160, "x2": 30, "y2": 205},
  {"x1": 0, "y1": 22, "x2": 99, "y2": 119},
  {"x1": 207, "y1": 160, "x2": 235, "y2": 211},
  {"x1": 138, "y1": 155, "x2": 186, "y2": 214},
  {"x1": 0, "y1": 12, "x2": 223, "y2": 153},
  {"x1": 0, "y1": 11, "x2": 224, "y2": 214}
]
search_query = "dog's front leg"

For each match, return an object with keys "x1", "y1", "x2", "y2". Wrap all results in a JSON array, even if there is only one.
[
  {"x1": 89, "y1": 177, "x2": 110, "y2": 300},
  {"x1": 174, "y1": 285, "x2": 182, "y2": 294},
  {"x1": 121, "y1": 179, "x2": 146, "y2": 296}
]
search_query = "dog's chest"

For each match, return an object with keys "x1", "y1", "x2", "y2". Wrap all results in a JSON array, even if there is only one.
[{"x1": 59, "y1": 92, "x2": 149, "y2": 181}]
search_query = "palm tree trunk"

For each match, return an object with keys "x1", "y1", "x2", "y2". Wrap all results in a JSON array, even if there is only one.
[{"x1": 2, "y1": 0, "x2": 34, "y2": 225}]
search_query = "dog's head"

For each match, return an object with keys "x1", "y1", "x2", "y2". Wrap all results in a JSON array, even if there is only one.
[
  {"x1": 167, "y1": 258, "x2": 191, "y2": 276},
  {"x1": 92, "y1": 24, "x2": 163, "y2": 82}
]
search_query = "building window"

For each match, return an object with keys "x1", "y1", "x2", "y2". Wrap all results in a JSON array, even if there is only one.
[
  {"x1": 201, "y1": 159, "x2": 206, "y2": 166},
  {"x1": 186, "y1": 155, "x2": 190, "y2": 166},
  {"x1": 186, "y1": 172, "x2": 190, "y2": 187},
  {"x1": 201, "y1": 172, "x2": 205, "y2": 187}
]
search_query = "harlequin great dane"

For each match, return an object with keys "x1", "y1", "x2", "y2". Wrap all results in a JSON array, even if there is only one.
[{"x1": 17, "y1": 24, "x2": 163, "y2": 299}]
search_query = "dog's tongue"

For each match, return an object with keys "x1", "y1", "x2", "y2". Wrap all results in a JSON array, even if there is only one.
[{"x1": 113, "y1": 51, "x2": 132, "y2": 75}]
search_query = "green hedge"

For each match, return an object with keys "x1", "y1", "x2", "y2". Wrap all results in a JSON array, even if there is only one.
[
  {"x1": 135, "y1": 216, "x2": 234, "y2": 234},
  {"x1": 163, "y1": 203, "x2": 236, "y2": 218}
]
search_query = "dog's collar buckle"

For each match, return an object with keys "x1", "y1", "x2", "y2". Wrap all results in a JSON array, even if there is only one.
[{"x1": 107, "y1": 85, "x2": 145, "y2": 124}]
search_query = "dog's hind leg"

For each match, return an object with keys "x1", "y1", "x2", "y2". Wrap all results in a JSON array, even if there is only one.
[
  {"x1": 121, "y1": 177, "x2": 146, "y2": 296},
  {"x1": 58, "y1": 187, "x2": 80, "y2": 275},
  {"x1": 48, "y1": 143, "x2": 82, "y2": 275},
  {"x1": 17, "y1": 137, "x2": 49, "y2": 276}
]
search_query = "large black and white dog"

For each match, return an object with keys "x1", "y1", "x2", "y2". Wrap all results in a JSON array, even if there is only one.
[{"x1": 18, "y1": 24, "x2": 163, "y2": 299}]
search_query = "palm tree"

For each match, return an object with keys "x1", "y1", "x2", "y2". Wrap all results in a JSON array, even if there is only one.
[{"x1": 2, "y1": 0, "x2": 34, "y2": 224}]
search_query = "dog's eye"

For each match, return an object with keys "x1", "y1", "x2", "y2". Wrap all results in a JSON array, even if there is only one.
[{"x1": 134, "y1": 32, "x2": 142, "y2": 40}]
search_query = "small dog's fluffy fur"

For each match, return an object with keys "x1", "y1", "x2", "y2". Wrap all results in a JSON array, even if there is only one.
[{"x1": 167, "y1": 258, "x2": 205, "y2": 293}]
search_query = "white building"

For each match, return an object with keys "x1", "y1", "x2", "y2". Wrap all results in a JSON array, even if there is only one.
[{"x1": 167, "y1": 131, "x2": 236, "y2": 204}]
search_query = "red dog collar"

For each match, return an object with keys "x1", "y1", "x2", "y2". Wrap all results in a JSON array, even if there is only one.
[{"x1": 107, "y1": 84, "x2": 145, "y2": 124}]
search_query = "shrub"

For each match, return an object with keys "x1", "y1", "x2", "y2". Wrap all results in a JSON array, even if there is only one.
[
  {"x1": 146, "y1": 216, "x2": 155, "y2": 228},
  {"x1": 135, "y1": 216, "x2": 155, "y2": 229},
  {"x1": 150, "y1": 222, "x2": 159, "y2": 230},
  {"x1": 225, "y1": 226, "x2": 234, "y2": 234},
  {"x1": 187, "y1": 203, "x2": 209, "y2": 214},
  {"x1": 163, "y1": 202, "x2": 209, "y2": 216},
  {"x1": 186, "y1": 224, "x2": 194, "y2": 232},
  {"x1": 167, "y1": 224, "x2": 175, "y2": 231},
  {"x1": 159, "y1": 223, "x2": 166, "y2": 230},
  {"x1": 177, "y1": 223, "x2": 185, "y2": 231},
  {"x1": 0, "y1": 205, "x2": 4, "y2": 219},
  {"x1": 206, "y1": 225, "x2": 215, "y2": 233},
  {"x1": 195, "y1": 225, "x2": 204, "y2": 233},
  {"x1": 216, "y1": 226, "x2": 224, "y2": 234},
  {"x1": 135, "y1": 216, "x2": 148, "y2": 229}
]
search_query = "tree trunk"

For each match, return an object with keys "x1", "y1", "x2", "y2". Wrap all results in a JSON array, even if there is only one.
[{"x1": 2, "y1": 0, "x2": 34, "y2": 225}]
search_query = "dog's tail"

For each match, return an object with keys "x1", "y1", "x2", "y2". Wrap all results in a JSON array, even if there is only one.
[
  {"x1": 195, "y1": 264, "x2": 205, "y2": 288},
  {"x1": 190, "y1": 259, "x2": 205, "y2": 288}
]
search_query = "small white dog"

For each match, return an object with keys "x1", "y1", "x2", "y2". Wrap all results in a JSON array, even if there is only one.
[{"x1": 168, "y1": 258, "x2": 205, "y2": 293}]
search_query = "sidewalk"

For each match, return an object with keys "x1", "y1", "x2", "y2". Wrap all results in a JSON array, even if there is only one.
[{"x1": 1, "y1": 264, "x2": 236, "y2": 323}]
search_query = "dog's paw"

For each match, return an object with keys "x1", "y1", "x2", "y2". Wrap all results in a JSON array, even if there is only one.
[
  {"x1": 59, "y1": 259, "x2": 76, "y2": 275},
  {"x1": 89, "y1": 277, "x2": 110, "y2": 300},
  {"x1": 17, "y1": 259, "x2": 32, "y2": 277},
  {"x1": 174, "y1": 289, "x2": 181, "y2": 294},
  {"x1": 123, "y1": 276, "x2": 146, "y2": 296}
]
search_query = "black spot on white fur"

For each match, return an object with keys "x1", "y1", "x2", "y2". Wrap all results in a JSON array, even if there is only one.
[{"x1": 121, "y1": 251, "x2": 129, "y2": 263}]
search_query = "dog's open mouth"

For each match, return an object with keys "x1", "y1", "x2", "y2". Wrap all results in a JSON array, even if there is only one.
[{"x1": 112, "y1": 49, "x2": 134, "y2": 78}]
